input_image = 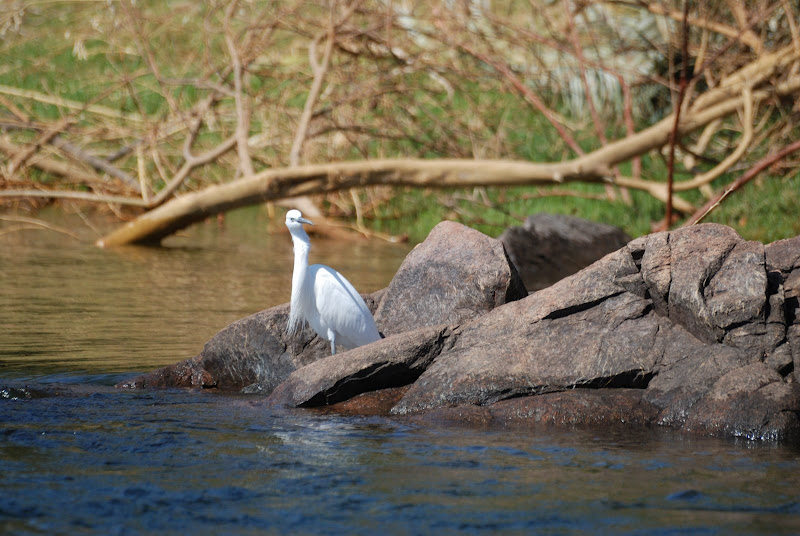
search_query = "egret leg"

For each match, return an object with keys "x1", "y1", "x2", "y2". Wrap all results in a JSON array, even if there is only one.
[{"x1": 328, "y1": 329, "x2": 336, "y2": 355}]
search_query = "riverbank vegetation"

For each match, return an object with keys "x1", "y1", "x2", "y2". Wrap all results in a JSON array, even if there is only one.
[{"x1": 1, "y1": 0, "x2": 799, "y2": 244}]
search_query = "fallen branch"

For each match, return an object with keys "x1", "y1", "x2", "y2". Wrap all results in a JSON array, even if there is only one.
[
  {"x1": 8, "y1": 117, "x2": 74, "y2": 175},
  {"x1": 93, "y1": 153, "x2": 696, "y2": 247},
  {"x1": 51, "y1": 136, "x2": 141, "y2": 193},
  {"x1": 83, "y1": 56, "x2": 800, "y2": 246}
]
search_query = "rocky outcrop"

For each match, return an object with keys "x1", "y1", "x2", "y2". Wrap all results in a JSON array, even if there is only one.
[
  {"x1": 119, "y1": 221, "x2": 527, "y2": 392},
  {"x1": 499, "y1": 212, "x2": 631, "y2": 291},
  {"x1": 121, "y1": 218, "x2": 800, "y2": 441},
  {"x1": 266, "y1": 224, "x2": 800, "y2": 441}
]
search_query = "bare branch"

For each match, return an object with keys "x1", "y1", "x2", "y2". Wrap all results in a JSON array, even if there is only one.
[
  {"x1": 664, "y1": 0, "x2": 692, "y2": 230},
  {"x1": 0, "y1": 214, "x2": 81, "y2": 239},
  {"x1": 289, "y1": 30, "x2": 335, "y2": 167},
  {"x1": 0, "y1": 137, "x2": 101, "y2": 185},
  {"x1": 617, "y1": 0, "x2": 763, "y2": 51},
  {"x1": 8, "y1": 117, "x2": 74, "y2": 175},
  {"x1": 0, "y1": 188, "x2": 147, "y2": 207},
  {"x1": 673, "y1": 86, "x2": 754, "y2": 192},
  {"x1": 289, "y1": 0, "x2": 365, "y2": 167},
  {"x1": 0, "y1": 84, "x2": 144, "y2": 124},
  {"x1": 685, "y1": 139, "x2": 800, "y2": 225},
  {"x1": 52, "y1": 136, "x2": 141, "y2": 193},
  {"x1": 149, "y1": 134, "x2": 238, "y2": 207},
  {"x1": 224, "y1": 0, "x2": 254, "y2": 177}
]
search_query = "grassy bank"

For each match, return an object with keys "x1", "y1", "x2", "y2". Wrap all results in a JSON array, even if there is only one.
[{"x1": 1, "y1": 2, "x2": 798, "y2": 245}]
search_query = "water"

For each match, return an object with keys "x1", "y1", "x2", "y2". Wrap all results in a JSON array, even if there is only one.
[{"x1": 2, "y1": 210, "x2": 800, "y2": 535}]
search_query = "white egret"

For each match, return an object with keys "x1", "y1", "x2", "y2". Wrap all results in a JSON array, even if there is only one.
[{"x1": 285, "y1": 209, "x2": 381, "y2": 355}]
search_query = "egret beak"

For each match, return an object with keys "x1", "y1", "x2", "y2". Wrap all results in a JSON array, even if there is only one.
[{"x1": 298, "y1": 217, "x2": 314, "y2": 226}]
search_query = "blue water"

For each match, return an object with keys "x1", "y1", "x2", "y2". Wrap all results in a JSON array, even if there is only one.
[
  {"x1": 2, "y1": 212, "x2": 800, "y2": 535},
  {"x1": 3, "y1": 374, "x2": 800, "y2": 535}
]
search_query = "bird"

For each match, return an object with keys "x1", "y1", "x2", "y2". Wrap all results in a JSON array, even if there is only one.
[{"x1": 285, "y1": 209, "x2": 381, "y2": 355}]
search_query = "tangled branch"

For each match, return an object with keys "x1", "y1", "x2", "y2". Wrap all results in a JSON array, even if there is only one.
[{"x1": 0, "y1": 0, "x2": 798, "y2": 241}]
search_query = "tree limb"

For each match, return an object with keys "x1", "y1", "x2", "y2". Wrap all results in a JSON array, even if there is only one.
[
  {"x1": 0, "y1": 84, "x2": 144, "y2": 124},
  {"x1": 684, "y1": 138, "x2": 800, "y2": 225},
  {"x1": 0, "y1": 136, "x2": 101, "y2": 185},
  {"x1": 673, "y1": 86, "x2": 754, "y2": 191},
  {"x1": 224, "y1": 0, "x2": 254, "y2": 177},
  {"x1": 0, "y1": 188, "x2": 148, "y2": 206}
]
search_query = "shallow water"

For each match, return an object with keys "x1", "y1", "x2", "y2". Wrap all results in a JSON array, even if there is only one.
[{"x1": 2, "y1": 210, "x2": 800, "y2": 535}]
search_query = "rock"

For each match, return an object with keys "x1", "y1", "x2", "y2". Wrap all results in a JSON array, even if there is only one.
[
  {"x1": 269, "y1": 223, "x2": 800, "y2": 441},
  {"x1": 765, "y1": 235, "x2": 800, "y2": 383},
  {"x1": 317, "y1": 386, "x2": 410, "y2": 416},
  {"x1": 119, "y1": 221, "x2": 525, "y2": 393},
  {"x1": 118, "y1": 302, "x2": 333, "y2": 391},
  {"x1": 266, "y1": 325, "x2": 453, "y2": 407},
  {"x1": 414, "y1": 389, "x2": 661, "y2": 428},
  {"x1": 683, "y1": 363, "x2": 800, "y2": 440},
  {"x1": 123, "y1": 219, "x2": 800, "y2": 441},
  {"x1": 373, "y1": 221, "x2": 527, "y2": 336},
  {"x1": 390, "y1": 258, "x2": 663, "y2": 415},
  {"x1": 659, "y1": 225, "x2": 769, "y2": 352},
  {"x1": 498, "y1": 212, "x2": 631, "y2": 291}
]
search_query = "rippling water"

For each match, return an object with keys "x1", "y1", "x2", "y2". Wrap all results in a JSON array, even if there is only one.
[{"x1": 2, "y1": 209, "x2": 800, "y2": 535}]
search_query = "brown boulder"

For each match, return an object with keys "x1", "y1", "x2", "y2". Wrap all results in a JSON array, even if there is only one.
[
  {"x1": 117, "y1": 302, "x2": 335, "y2": 391},
  {"x1": 119, "y1": 221, "x2": 525, "y2": 393},
  {"x1": 269, "y1": 223, "x2": 800, "y2": 441},
  {"x1": 266, "y1": 325, "x2": 453, "y2": 407},
  {"x1": 373, "y1": 220, "x2": 527, "y2": 335},
  {"x1": 499, "y1": 212, "x2": 631, "y2": 291}
]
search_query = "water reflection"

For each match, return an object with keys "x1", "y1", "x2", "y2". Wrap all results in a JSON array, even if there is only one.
[{"x1": 0, "y1": 208, "x2": 409, "y2": 376}]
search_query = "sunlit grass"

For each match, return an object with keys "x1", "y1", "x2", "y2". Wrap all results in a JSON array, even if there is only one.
[{"x1": 1, "y1": 1, "x2": 798, "y2": 245}]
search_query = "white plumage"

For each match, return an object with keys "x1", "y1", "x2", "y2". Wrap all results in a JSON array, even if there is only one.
[{"x1": 285, "y1": 209, "x2": 381, "y2": 355}]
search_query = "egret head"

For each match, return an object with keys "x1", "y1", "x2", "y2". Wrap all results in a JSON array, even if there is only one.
[{"x1": 285, "y1": 209, "x2": 314, "y2": 232}]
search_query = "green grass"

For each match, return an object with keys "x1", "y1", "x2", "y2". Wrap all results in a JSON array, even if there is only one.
[
  {"x1": 1, "y1": 2, "x2": 798, "y2": 246},
  {"x1": 697, "y1": 173, "x2": 800, "y2": 243},
  {"x1": 359, "y1": 161, "x2": 800, "y2": 244}
]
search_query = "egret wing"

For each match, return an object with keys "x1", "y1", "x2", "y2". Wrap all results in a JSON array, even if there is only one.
[{"x1": 310, "y1": 265, "x2": 380, "y2": 348}]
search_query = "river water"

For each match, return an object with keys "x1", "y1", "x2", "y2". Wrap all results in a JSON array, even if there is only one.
[{"x1": 2, "y1": 209, "x2": 800, "y2": 535}]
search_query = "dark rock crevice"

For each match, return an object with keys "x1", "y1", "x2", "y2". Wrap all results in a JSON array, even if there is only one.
[
  {"x1": 299, "y1": 362, "x2": 422, "y2": 407},
  {"x1": 542, "y1": 290, "x2": 626, "y2": 320},
  {"x1": 777, "y1": 361, "x2": 794, "y2": 378},
  {"x1": 483, "y1": 385, "x2": 566, "y2": 406},
  {"x1": 572, "y1": 370, "x2": 656, "y2": 390},
  {"x1": 786, "y1": 295, "x2": 799, "y2": 325}
]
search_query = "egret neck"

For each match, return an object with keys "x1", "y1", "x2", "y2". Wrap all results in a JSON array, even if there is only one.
[{"x1": 288, "y1": 224, "x2": 311, "y2": 335}]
